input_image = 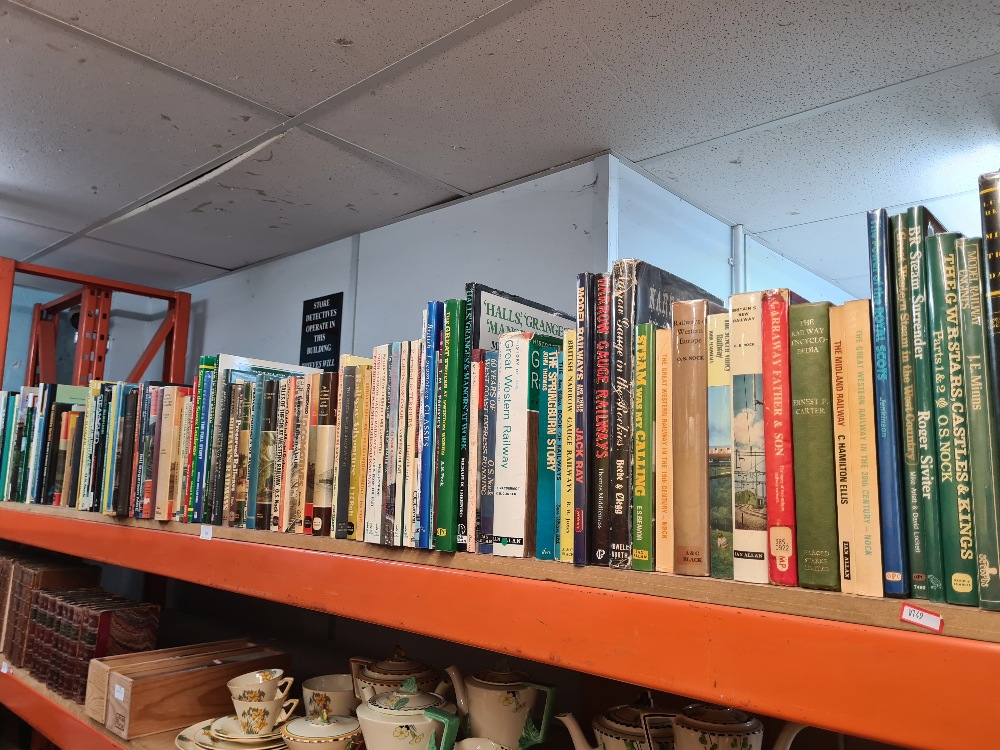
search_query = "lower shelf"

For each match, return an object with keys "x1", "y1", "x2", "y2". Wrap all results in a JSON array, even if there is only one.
[{"x1": 0, "y1": 652, "x2": 175, "y2": 750}]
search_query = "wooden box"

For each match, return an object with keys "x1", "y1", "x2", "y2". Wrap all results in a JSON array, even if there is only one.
[
  {"x1": 85, "y1": 639, "x2": 255, "y2": 721},
  {"x1": 105, "y1": 645, "x2": 290, "y2": 739}
]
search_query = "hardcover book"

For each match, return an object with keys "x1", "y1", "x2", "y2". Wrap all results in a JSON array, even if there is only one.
[
  {"x1": 435, "y1": 299, "x2": 466, "y2": 552},
  {"x1": 468, "y1": 350, "x2": 485, "y2": 553},
  {"x1": 405, "y1": 343, "x2": 422, "y2": 548},
  {"x1": 707, "y1": 313, "x2": 733, "y2": 580},
  {"x1": 419, "y1": 302, "x2": 444, "y2": 549},
  {"x1": 830, "y1": 305, "x2": 857, "y2": 594},
  {"x1": 478, "y1": 350, "x2": 499, "y2": 554},
  {"x1": 312, "y1": 371, "x2": 339, "y2": 537},
  {"x1": 336, "y1": 368, "x2": 358, "y2": 539},
  {"x1": 591, "y1": 274, "x2": 613, "y2": 565},
  {"x1": 654, "y1": 327, "x2": 674, "y2": 574},
  {"x1": 536, "y1": 347, "x2": 561, "y2": 560},
  {"x1": 631, "y1": 323, "x2": 655, "y2": 572},
  {"x1": 574, "y1": 273, "x2": 595, "y2": 566},
  {"x1": 365, "y1": 346, "x2": 388, "y2": 544},
  {"x1": 560, "y1": 329, "x2": 576, "y2": 564}
]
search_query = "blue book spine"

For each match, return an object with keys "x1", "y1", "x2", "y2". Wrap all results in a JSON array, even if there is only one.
[
  {"x1": 193, "y1": 369, "x2": 214, "y2": 523},
  {"x1": 419, "y1": 302, "x2": 443, "y2": 549},
  {"x1": 868, "y1": 208, "x2": 910, "y2": 597},
  {"x1": 536, "y1": 349, "x2": 560, "y2": 559},
  {"x1": 480, "y1": 351, "x2": 498, "y2": 554},
  {"x1": 574, "y1": 273, "x2": 594, "y2": 565},
  {"x1": 245, "y1": 373, "x2": 271, "y2": 530}
]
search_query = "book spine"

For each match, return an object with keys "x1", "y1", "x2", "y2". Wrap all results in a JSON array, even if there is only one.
[
  {"x1": 707, "y1": 313, "x2": 733, "y2": 580},
  {"x1": 459, "y1": 286, "x2": 476, "y2": 552},
  {"x1": 234, "y1": 382, "x2": 254, "y2": 528},
  {"x1": 893, "y1": 214, "x2": 925, "y2": 597},
  {"x1": 830, "y1": 305, "x2": 857, "y2": 595},
  {"x1": 256, "y1": 379, "x2": 279, "y2": 532},
  {"x1": 209, "y1": 377, "x2": 233, "y2": 527},
  {"x1": 789, "y1": 302, "x2": 840, "y2": 591},
  {"x1": 394, "y1": 343, "x2": 410, "y2": 546},
  {"x1": 189, "y1": 359, "x2": 209, "y2": 522},
  {"x1": 115, "y1": 389, "x2": 139, "y2": 518},
  {"x1": 435, "y1": 299, "x2": 465, "y2": 552},
  {"x1": 130, "y1": 386, "x2": 149, "y2": 517},
  {"x1": 52, "y1": 411, "x2": 70, "y2": 508},
  {"x1": 467, "y1": 350, "x2": 483, "y2": 553},
  {"x1": 177, "y1": 394, "x2": 193, "y2": 520},
  {"x1": 335, "y1": 368, "x2": 357, "y2": 538},
  {"x1": 304, "y1": 373, "x2": 318, "y2": 534},
  {"x1": 729, "y1": 292, "x2": 768, "y2": 584},
  {"x1": 480, "y1": 351, "x2": 499, "y2": 554},
  {"x1": 761, "y1": 291, "x2": 798, "y2": 585},
  {"x1": 926, "y1": 233, "x2": 978, "y2": 606},
  {"x1": 573, "y1": 273, "x2": 594, "y2": 566},
  {"x1": 591, "y1": 273, "x2": 612, "y2": 565},
  {"x1": 844, "y1": 300, "x2": 885, "y2": 597},
  {"x1": 222, "y1": 384, "x2": 242, "y2": 526},
  {"x1": 197, "y1": 367, "x2": 216, "y2": 523},
  {"x1": 292, "y1": 377, "x2": 308, "y2": 533},
  {"x1": 313, "y1": 372, "x2": 338, "y2": 537},
  {"x1": 536, "y1": 348, "x2": 560, "y2": 560},
  {"x1": 672, "y1": 299, "x2": 711, "y2": 576},
  {"x1": 631, "y1": 323, "x2": 655, "y2": 571},
  {"x1": 609, "y1": 261, "x2": 635, "y2": 569},
  {"x1": 382, "y1": 345, "x2": 400, "y2": 545},
  {"x1": 654, "y1": 327, "x2": 674, "y2": 573},
  {"x1": 154, "y1": 387, "x2": 176, "y2": 521},
  {"x1": 867, "y1": 208, "x2": 909, "y2": 596},
  {"x1": 272, "y1": 378, "x2": 290, "y2": 532},
  {"x1": 418, "y1": 304, "x2": 441, "y2": 549},
  {"x1": 100, "y1": 385, "x2": 120, "y2": 515},
  {"x1": 560, "y1": 329, "x2": 576, "y2": 563},
  {"x1": 365, "y1": 347, "x2": 387, "y2": 543},
  {"x1": 357, "y1": 367, "x2": 372, "y2": 539},
  {"x1": 978, "y1": 172, "x2": 1000, "y2": 609}
]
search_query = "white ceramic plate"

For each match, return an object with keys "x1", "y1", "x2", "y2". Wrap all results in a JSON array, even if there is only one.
[
  {"x1": 211, "y1": 714, "x2": 288, "y2": 742},
  {"x1": 175, "y1": 720, "x2": 286, "y2": 750}
]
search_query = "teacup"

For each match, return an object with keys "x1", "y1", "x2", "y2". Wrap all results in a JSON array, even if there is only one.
[
  {"x1": 303, "y1": 674, "x2": 361, "y2": 719},
  {"x1": 233, "y1": 696, "x2": 299, "y2": 735},
  {"x1": 228, "y1": 668, "x2": 294, "y2": 702}
]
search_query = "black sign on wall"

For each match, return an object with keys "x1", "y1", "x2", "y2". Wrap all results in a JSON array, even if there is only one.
[{"x1": 299, "y1": 292, "x2": 343, "y2": 371}]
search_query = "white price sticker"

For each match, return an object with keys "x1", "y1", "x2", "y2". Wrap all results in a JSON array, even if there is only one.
[
  {"x1": 114, "y1": 685, "x2": 125, "y2": 701},
  {"x1": 1, "y1": 662, "x2": 8, "y2": 674},
  {"x1": 200, "y1": 525, "x2": 213, "y2": 541},
  {"x1": 900, "y1": 603, "x2": 943, "y2": 633}
]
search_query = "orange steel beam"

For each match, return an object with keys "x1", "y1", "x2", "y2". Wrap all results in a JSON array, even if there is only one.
[
  {"x1": 0, "y1": 669, "x2": 122, "y2": 750},
  {"x1": 37, "y1": 289, "x2": 82, "y2": 316},
  {"x1": 163, "y1": 293, "x2": 190, "y2": 383},
  {"x1": 0, "y1": 258, "x2": 15, "y2": 387},
  {"x1": 33, "y1": 316, "x2": 57, "y2": 385},
  {"x1": 126, "y1": 309, "x2": 176, "y2": 383},
  {"x1": 0, "y1": 508, "x2": 994, "y2": 750},
  {"x1": 25, "y1": 303, "x2": 42, "y2": 388},
  {"x1": 15, "y1": 262, "x2": 180, "y2": 301}
]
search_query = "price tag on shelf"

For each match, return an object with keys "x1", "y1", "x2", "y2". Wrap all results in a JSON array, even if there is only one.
[
  {"x1": 200, "y1": 525, "x2": 213, "y2": 541},
  {"x1": 114, "y1": 684, "x2": 125, "y2": 701},
  {"x1": 1, "y1": 662, "x2": 8, "y2": 674},
  {"x1": 900, "y1": 603, "x2": 943, "y2": 633}
]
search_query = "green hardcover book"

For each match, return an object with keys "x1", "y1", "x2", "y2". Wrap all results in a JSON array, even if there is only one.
[
  {"x1": 0, "y1": 395, "x2": 15, "y2": 501},
  {"x1": 925, "y1": 232, "x2": 978, "y2": 606},
  {"x1": 892, "y1": 213, "x2": 926, "y2": 598},
  {"x1": 956, "y1": 236, "x2": 1000, "y2": 610},
  {"x1": 789, "y1": 302, "x2": 839, "y2": 591},
  {"x1": 906, "y1": 206, "x2": 947, "y2": 599},
  {"x1": 435, "y1": 298, "x2": 466, "y2": 552},
  {"x1": 188, "y1": 356, "x2": 212, "y2": 522},
  {"x1": 631, "y1": 323, "x2": 655, "y2": 571}
]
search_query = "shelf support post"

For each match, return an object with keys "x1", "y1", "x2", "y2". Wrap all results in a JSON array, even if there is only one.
[{"x1": 731, "y1": 223, "x2": 746, "y2": 295}]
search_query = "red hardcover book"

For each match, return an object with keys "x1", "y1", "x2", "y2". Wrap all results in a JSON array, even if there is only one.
[{"x1": 762, "y1": 289, "x2": 805, "y2": 586}]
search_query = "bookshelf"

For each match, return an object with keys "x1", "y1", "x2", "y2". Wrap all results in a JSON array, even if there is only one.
[{"x1": 0, "y1": 501, "x2": 997, "y2": 749}]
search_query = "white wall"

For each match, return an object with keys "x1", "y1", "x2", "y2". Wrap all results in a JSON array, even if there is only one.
[
  {"x1": 745, "y1": 234, "x2": 854, "y2": 304},
  {"x1": 614, "y1": 158, "x2": 732, "y2": 302}
]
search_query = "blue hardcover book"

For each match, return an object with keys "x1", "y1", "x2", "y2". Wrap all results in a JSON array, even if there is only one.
[
  {"x1": 419, "y1": 302, "x2": 444, "y2": 549},
  {"x1": 480, "y1": 351, "x2": 499, "y2": 554},
  {"x1": 536, "y1": 348, "x2": 561, "y2": 559},
  {"x1": 574, "y1": 273, "x2": 595, "y2": 565},
  {"x1": 868, "y1": 208, "x2": 909, "y2": 597}
]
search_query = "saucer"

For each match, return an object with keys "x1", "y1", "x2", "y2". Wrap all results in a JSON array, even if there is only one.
[
  {"x1": 175, "y1": 720, "x2": 285, "y2": 750},
  {"x1": 211, "y1": 714, "x2": 288, "y2": 742}
]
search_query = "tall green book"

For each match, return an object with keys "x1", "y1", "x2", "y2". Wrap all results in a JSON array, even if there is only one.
[
  {"x1": 631, "y1": 323, "x2": 655, "y2": 571},
  {"x1": 892, "y1": 213, "x2": 926, "y2": 598},
  {"x1": 435, "y1": 298, "x2": 466, "y2": 552},
  {"x1": 789, "y1": 302, "x2": 839, "y2": 591},
  {"x1": 925, "y1": 232, "x2": 978, "y2": 606},
  {"x1": 906, "y1": 206, "x2": 946, "y2": 600},
  {"x1": 957, "y1": 236, "x2": 1000, "y2": 610}
]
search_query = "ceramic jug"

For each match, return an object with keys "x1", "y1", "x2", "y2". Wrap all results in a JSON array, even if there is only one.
[
  {"x1": 356, "y1": 677, "x2": 460, "y2": 750},
  {"x1": 351, "y1": 647, "x2": 450, "y2": 700},
  {"x1": 445, "y1": 662, "x2": 555, "y2": 750},
  {"x1": 640, "y1": 704, "x2": 807, "y2": 750},
  {"x1": 557, "y1": 692, "x2": 675, "y2": 750}
]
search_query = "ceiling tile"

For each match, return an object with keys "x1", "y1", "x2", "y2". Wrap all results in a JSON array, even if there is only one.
[
  {"x1": 39, "y1": 237, "x2": 227, "y2": 290},
  {"x1": 0, "y1": 216, "x2": 70, "y2": 261},
  {"x1": 89, "y1": 128, "x2": 458, "y2": 268},
  {"x1": 19, "y1": 0, "x2": 502, "y2": 114},
  {"x1": 0, "y1": 7, "x2": 283, "y2": 233},
  {"x1": 310, "y1": 0, "x2": 1000, "y2": 193},
  {"x1": 753, "y1": 213, "x2": 868, "y2": 293}
]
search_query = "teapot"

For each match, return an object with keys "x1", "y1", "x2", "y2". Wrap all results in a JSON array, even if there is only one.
[
  {"x1": 351, "y1": 647, "x2": 450, "y2": 700},
  {"x1": 556, "y1": 692, "x2": 675, "y2": 750},
  {"x1": 356, "y1": 677, "x2": 460, "y2": 750},
  {"x1": 640, "y1": 703, "x2": 807, "y2": 750},
  {"x1": 445, "y1": 661, "x2": 556, "y2": 750}
]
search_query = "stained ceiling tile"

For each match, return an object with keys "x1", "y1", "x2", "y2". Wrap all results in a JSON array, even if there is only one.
[
  {"x1": 310, "y1": 0, "x2": 1000, "y2": 193},
  {"x1": 0, "y1": 216, "x2": 70, "y2": 261},
  {"x1": 39, "y1": 236, "x2": 227, "y2": 290},
  {"x1": 0, "y1": 7, "x2": 283, "y2": 234},
  {"x1": 18, "y1": 0, "x2": 502, "y2": 114},
  {"x1": 89, "y1": 128, "x2": 458, "y2": 269}
]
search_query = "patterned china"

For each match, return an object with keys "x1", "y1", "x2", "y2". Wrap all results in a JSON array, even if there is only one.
[
  {"x1": 557, "y1": 692, "x2": 676, "y2": 750},
  {"x1": 304, "y1": 674, "x2": 362, "y2": 718},
  {"x1": 174, "y1": 720, "x2": 285, "y2": 750},
  {"x1": 351, "y1": 647, "x2": 450, "y2": 700},
  {"x1": 228, "y1": 668, "x2": 294, "y2": 703},
  {"x1": 355, "y1": 677, "x2": 459, "y2": 750},
  {"x1": 281, "y1": 714, "x2": 363, "y2": 750}
]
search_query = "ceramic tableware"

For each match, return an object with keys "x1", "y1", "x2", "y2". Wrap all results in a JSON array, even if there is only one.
[
  {"x1": 220, "y1": 697, "x2": 299, "y2": 737},
  {"x1": 228, "y1": 668, "x2": 294, "y2": 702},
  {"x1": 281, "y1": 714, "x2": 363, "y2": 750},
  {"x1": 356, "y1": 677, "x2": 459, "y2": 750},
  {"x1": 454, "y1": 739, "x2": 507, "y2": 750},
  {"x1": 175, "y1": 720, "x2": 285, "y2": 750},
  {"x1": 351, "y1": 646, "x2": 450, "y2": 699},
  {"x1": 304, "y1": 674, "x2": 362, "y2": 718},
  {"x1": 640, "y1": 704, "x2": 807, "y2": 750},
  {"x1": 445, "y1": 661, "x2": 555, "y2": 750},
  {"x1": 557, "y1": 692, "x2": 675, "y2": 750},
  {"x1": 211, "y1": 714, "x2": 288, "y2": 743}
]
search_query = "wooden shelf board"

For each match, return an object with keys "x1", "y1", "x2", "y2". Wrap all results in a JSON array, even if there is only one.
[
  {"x1": 0, "y1": 651, "x2": 176, "y2": 750},
  {"x1": 1, "y1": 502, "x2": 999, "y2": 749}
]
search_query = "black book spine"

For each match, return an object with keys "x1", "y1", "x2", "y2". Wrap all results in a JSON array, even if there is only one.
[
  {"x1": 256, "y1": 379, "x2": 280, "y2": 531},
  {"x1": 591, "y1": 273, "x2": 613, "y2": 565},
  {"x1": 66, "y1": 415, "x2": 85, "y2": 509},
  {"x1": 42, "y1": 404, "x2": 69, "y2": 505},
  {"x1": 130, "y1": 386, "x2": 147, "y2": 517},
  {"x1": 573, "y1": 274, "x2": 595, "y2": 565},
  {"x1": 609, "y1": 261, "x2": 636, "y2": 569},
  {"x1": 334, "y1": 368, "x2": 357, "y2": 538},
  {"x1": 456, "y1": 286, "x2": 476, "y2": 551},
  {"x1": 114, "y1": 389, "x2": 139, "y2": 517},
  {"x1": 31, "y1": 385, "x2": 54, "y2": 504},
  {"x1": 90, "y1": 385, "x2": 113, "y2": 511},
  {"x1": 981, "y1": 172, "x2": 1000, "y2": 440},
  {"x1": 210, "y1": 383, "x2": 234, "y2": 526}
]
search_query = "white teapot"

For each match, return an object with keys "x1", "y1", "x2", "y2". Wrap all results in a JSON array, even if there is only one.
[
  {"x1": 640, "y1": 704, "x2": 807, "y2": 750},
  {"x1": 557, "y1": 692, "x2": 675, "y2": 750},
  {"x1": 351, "y1": 647, "x2": 450, "y2": 700},
  {"x1": 356, "y1": 677, "x2": 460, "y2": 750},
  {"x1": 445, "y1": 661, "x2": 556, "y2": 750}
]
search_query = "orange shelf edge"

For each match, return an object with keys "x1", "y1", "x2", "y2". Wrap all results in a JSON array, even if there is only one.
[{"x1": 1, "y1": 507, "x2": 997, "y2": 750}]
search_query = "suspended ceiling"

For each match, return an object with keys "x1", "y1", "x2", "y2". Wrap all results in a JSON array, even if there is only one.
[{"x1": 1, "y1": 0, "x2": 998, "y2": 296}]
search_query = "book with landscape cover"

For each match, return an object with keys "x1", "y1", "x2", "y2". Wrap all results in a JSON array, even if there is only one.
[
  {"x1": 631, "y1": 323, "x2": 655, "y2": 571},
  {"x1": 867, "y1": 208, "x2": 909, "y2": 596},
  {"x1": 729, "y1": 292, "x2": 767, "y2": 584},
  {"x1": 926, "y1": 232, "x2": 978, "y2": 606},
  {"x1": 673, "y1": 298, "x2": 725, "y2": 576},
  {"x1": 789, "y1": 301, "x2": 839, "y2": 591},
  {"x1": 560, "y1": 329, "x2": 576, "y2": 564},
  {"x1": 707, "y1": 313, "x2": 732, "y2": 580}
]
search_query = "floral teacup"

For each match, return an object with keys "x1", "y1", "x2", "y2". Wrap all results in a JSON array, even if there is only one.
[
  {"x1": 228, "y1": 668, "x2": 294, "y2": 702},
  {"x1": 232, "y1": 696, "x2": 299, "y2": 735},
  {"x1": 304, "y1": 674, "x2": 361, "y2": 719}
]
